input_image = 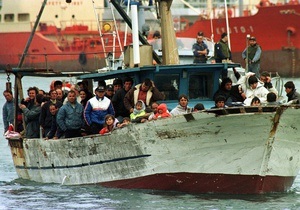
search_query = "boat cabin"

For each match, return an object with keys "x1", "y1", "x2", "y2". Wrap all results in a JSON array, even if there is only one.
[{"x1": 78, "y1": 63, "x2": 240, "y2": 109}]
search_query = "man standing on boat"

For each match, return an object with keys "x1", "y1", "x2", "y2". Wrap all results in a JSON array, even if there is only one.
[
  {"x1": 56, "y1": 90, "x2": 84, "y2": 138},
  {"x1": 192, "y1": 32, "x2": 209, "y2": 63},
  {"x1": 2, "y1": 90, "x2": 14, "y2": 133},
  {"x1": 39, "y1": 90, "x2": 63, "y2": 137},
  {"x1": 124, "y1": 78, "x2": 164, "y2": 113},
  {"x1": 112, "y1": 77, "x2": 134, "y2": 122},
  {"x1": 84, "y1": 86, "x2": 115, "y2": 134},
  {"x1": 242, "y1": 36, "x2": 262, "y2": 77},
  {"x1": 214, "y1": 32, "x2": 232, "y2": 63}
]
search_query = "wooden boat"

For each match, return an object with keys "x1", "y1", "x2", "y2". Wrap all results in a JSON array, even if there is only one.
[{"x1": 5, "y1": 0, "x2": 300, "y2": 194}]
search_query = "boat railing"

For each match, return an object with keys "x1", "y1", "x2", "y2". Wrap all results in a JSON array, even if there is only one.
[{"x1": 271, "y1": 72, "x2": 284, "y2": 97}]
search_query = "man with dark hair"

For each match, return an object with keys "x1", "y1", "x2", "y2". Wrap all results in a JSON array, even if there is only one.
[
  {"x1": 21, "y1": 86, "x2": 39, "y2": 110},
  {"x1": 259, "y1": 71, "x2": 278, "y2": 96},
  {"x1": 242, "y1": 36, "x2": 262, "y2": 77},
  {"x1": 124, "y1": 78, "x2": 164, "y2": 113},
  {"x1": 211, "y1": 95, "x2": 227, "y2": 109},
  {"x1": 2, "y1": 90, "x2": 14, "y2": 132},
  {"x1": 266, "y1": 92, "x2": 278, "y2": 105},
  {"x1": 214, "y1": 32, "x2": 231, "y2": 63},
  {"x1": 39, "y1": 89, "x2": 63, "y2": 137},
  {"x1": 192, "y1": 32, "x2": 209, "y2": 63},
  {"x1": 112, "y1": 77, "x2": 134, "y2": 122},
  {"x1": 54, "y1": 80, "x2": 63, "y2": 90},
  {"x1": 19, "y1": 94, "x2": 44, "y2": 138},
  {"x1": 284, "y1": 81, "x2": 300, "y2": 104},
  {"x1": 170, "y1": 94, "x2": 191, "y2": 116},
  {"x1": 57, "y1": 90, "x2": 84, "y2": 138},
  {"x1": 113, "y1": 78, "x2": 123, "y2": 93},
  {"x1": 213, "y1": 77, "x2": 245, "y2": 106}
]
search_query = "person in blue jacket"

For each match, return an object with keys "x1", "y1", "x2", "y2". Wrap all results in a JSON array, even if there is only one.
[
  {"x1": 84, "y1": 86, "x2": 115, "y2": 134},
  {"x1": 56, "y1": 90, "x2": 84, "y2": 138},
  {"x1": 192, "y1": 32, "x2": 209, "y2": 63}
]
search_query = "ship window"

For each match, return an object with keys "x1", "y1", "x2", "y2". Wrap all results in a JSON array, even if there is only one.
[
  {"x1": 154, "y1": 74, "x2": 179, "y2": 100},
  {"x1": 4, "y1": 13, "x2": 14, "y2": 22},
  {"x1": 189, "y1": 73, "x2": 212, "y2": 99},
  {"x1": 18, "y1": 13, "x2": 29, "y2": 22}
]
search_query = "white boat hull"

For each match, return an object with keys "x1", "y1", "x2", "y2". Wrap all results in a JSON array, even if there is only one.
[{"x1": 7, "y1": 106, "x2": 300, "y2": 194}]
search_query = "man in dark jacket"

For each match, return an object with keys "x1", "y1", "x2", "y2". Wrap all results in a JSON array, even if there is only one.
[
  {"x1": 214, "y1": 32, "x2": 232, "y2": 63},
  {"x1": 124, "y1": 78, "x2": 165, "y2": 113},
  {"x1": 112, "y1": 77, "x2": 133, "y2": 122},
  {"x1": 39, "y1": 89, "x2": 63, "y2": 137},
  {"x1": 284, "y1": 81, "x2": 300, "y2": 104},
  {"x1": 242, "y1": 36, "x2": 262, "y2": 77},
  {"x1": 213, "y1": 77, "x2": 245, "y2": 106}
]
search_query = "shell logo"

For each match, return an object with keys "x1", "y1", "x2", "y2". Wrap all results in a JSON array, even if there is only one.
[{"x1": 103, "y1": 23, "x2": 111, "y2": 32}]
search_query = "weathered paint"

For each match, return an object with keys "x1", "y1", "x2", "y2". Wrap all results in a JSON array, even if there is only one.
[{"x1": 7, "y1": 106, "x2": 300, "y2": 194}]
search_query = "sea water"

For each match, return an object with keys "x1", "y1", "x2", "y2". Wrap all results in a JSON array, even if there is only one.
[{"x1": 1, "y1": 74, "x2": 300, "y2": 210}]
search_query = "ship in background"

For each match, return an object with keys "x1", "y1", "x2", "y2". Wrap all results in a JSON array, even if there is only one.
[
  {"x1": 1, "y1": 0, "x2": 300, "y2": 76},
  {"x1": 0, "y1": 0, "x2": 133, "y2": 72},
  {"x1": 174, "y1": 0, "x2": 300, "y2": 77}
]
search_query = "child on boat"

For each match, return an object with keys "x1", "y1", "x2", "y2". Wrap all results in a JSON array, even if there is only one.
[
  {"x1": 99, "y1": 114, "x2": 119, "y2": 135},
  {"x1": 152, "y1": 103, "x2": 171, "y2": 119},
  {"x1": 117, "y1": 117, "x2": 131, "y2": 128},
  {"x1": 130, "y1": 100, "x2": 147, "y2": 123}
]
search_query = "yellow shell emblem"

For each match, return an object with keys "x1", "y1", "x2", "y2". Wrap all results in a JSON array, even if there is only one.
[{"x1": 103, "y1": 23, "x2": 111, "y2": 32}]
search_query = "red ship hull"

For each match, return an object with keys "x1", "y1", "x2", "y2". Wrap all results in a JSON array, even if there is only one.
[
  {"x1": 0, "y1": 31, "x2": 130, "y2": 72},
  {"x1": 177, "y1": 4, "x2": 300, "y2": 77},
  {"x1": 100, "y1": 173, "x2": 296, "y2": 194}
]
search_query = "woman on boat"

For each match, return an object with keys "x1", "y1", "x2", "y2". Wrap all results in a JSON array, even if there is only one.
[
  {"x1": 170, "y1": 94, "x2": 192, "y2": 116},
  {"x1": 79, "y1": 89, "x2": 92, "y2": 108}
]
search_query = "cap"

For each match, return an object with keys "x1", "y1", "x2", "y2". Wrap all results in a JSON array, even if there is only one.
[
  {"x1": 249, "y1": 36, "x2": 256, "y2": 41},
  {"x1": 95, "y1": 86, "x2": 105, "y2": 92},
  {"x1": 107, "y1": 84, "x2": 114, "y2": 91}
]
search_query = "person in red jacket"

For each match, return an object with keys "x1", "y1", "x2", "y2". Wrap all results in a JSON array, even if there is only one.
[
  {"x1": 153, "y1": 103, "x2": 171, "y2": 119},
  {"x1": 99, "y1": 114, "x2": 119, "y2": 135}
]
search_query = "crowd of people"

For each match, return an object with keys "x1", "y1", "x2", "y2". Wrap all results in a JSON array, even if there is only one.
[
  {"x1": 2, "y1": 77, "x2": 205, "y2": 139},
  {"x1": 2, "y1": 72, "x2": 300, "y2": 139},
  {"x1": 191, "y1": 30, "x2": 299, "y2": 108}
]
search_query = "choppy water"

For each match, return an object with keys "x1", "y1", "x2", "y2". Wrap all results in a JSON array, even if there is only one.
[{"x1": 1, "y1": 74, "x2": 300, "y2": 210}]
